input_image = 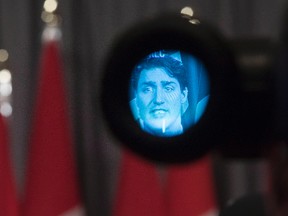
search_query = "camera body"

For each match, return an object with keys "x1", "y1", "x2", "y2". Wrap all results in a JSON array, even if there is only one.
[{"x1": 100, "y1": 12, "x2": 283, "y2": 163}]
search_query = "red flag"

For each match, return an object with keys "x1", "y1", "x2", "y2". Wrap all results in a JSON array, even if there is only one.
[
  {"x1": 23, "y1": 39, "x2": 84, "y2": 216},
  {"x1": 166, "y1": 155, "x2": 218, "y2": 216},
  {"x1": 113, "y1": 149, "x2": 165, "y2": 216},
  {"x1": 0, "y1": 115, "x2": 19, "y2": 216}
]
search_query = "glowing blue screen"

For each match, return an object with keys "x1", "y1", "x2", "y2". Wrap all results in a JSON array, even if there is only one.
[{"x1": 129, "y1": 50, "x2": 210, "y2": 137}]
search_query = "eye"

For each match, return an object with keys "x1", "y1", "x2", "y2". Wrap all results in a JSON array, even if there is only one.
[
  {"x1": 142, "y1": 86, "x2": 153, "y2": 93},
  {"x1": 164, "y1": 85, "x2": 175, "y2": 92}
]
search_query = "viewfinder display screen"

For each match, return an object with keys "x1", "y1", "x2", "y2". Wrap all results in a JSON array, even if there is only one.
[{"x1": 129, "y1": 50, "x2": 210, "y2": 137}]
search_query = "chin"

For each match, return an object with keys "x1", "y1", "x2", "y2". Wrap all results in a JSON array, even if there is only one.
[
  {"x1": 146, "y1": 121, "x2": 165, "y2": 128},
  {"x1": 144, "y1": 124, "x2": 164, "y2": 133}
]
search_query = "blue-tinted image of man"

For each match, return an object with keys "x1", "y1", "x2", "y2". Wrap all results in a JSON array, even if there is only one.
[{"x1": 131, "y1": 55, "x2": 188, "y2": 137}]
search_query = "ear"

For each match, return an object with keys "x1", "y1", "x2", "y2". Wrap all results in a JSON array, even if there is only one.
[{"x1": 181, "y1": 87, "x2": 188, "y2": 103}]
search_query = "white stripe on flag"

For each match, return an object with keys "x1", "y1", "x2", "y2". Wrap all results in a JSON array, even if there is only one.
[
  {"x1": 59, "y1": 205, "x2": 85, "y2": 216},
  {"x1": 200, "y1": 209, "x2": 218, "y2": 216}
]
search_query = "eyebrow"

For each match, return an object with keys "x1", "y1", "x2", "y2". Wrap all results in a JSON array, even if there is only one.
[
  {"x1": 161, "y1": 81, "x2": 177, "y2": 86},
  {"x1": 139, "y1": 81, "x2": 156, "y2": 87},
  {"x1": 139, "y1": 81, "x2": 177, "y2": 87}
]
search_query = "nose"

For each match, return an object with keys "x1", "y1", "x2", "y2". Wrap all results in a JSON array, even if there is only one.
[{"x1": 153, "y1": 88, "x2": 164, "y2": 105}]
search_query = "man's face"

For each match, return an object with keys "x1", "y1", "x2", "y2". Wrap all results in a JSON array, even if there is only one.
[{"x1": 135, "y1": 67, "x2": 187, "y2": 135}]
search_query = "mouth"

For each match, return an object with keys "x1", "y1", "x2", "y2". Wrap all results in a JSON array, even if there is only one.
[{"x1": 150, "y1": 108, "x2": 168, "y2": 117}]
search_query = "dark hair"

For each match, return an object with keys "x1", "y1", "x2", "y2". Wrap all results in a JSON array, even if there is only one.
[{"x1": 131, "y1": 55, "x2": 188, "y2": 91}]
